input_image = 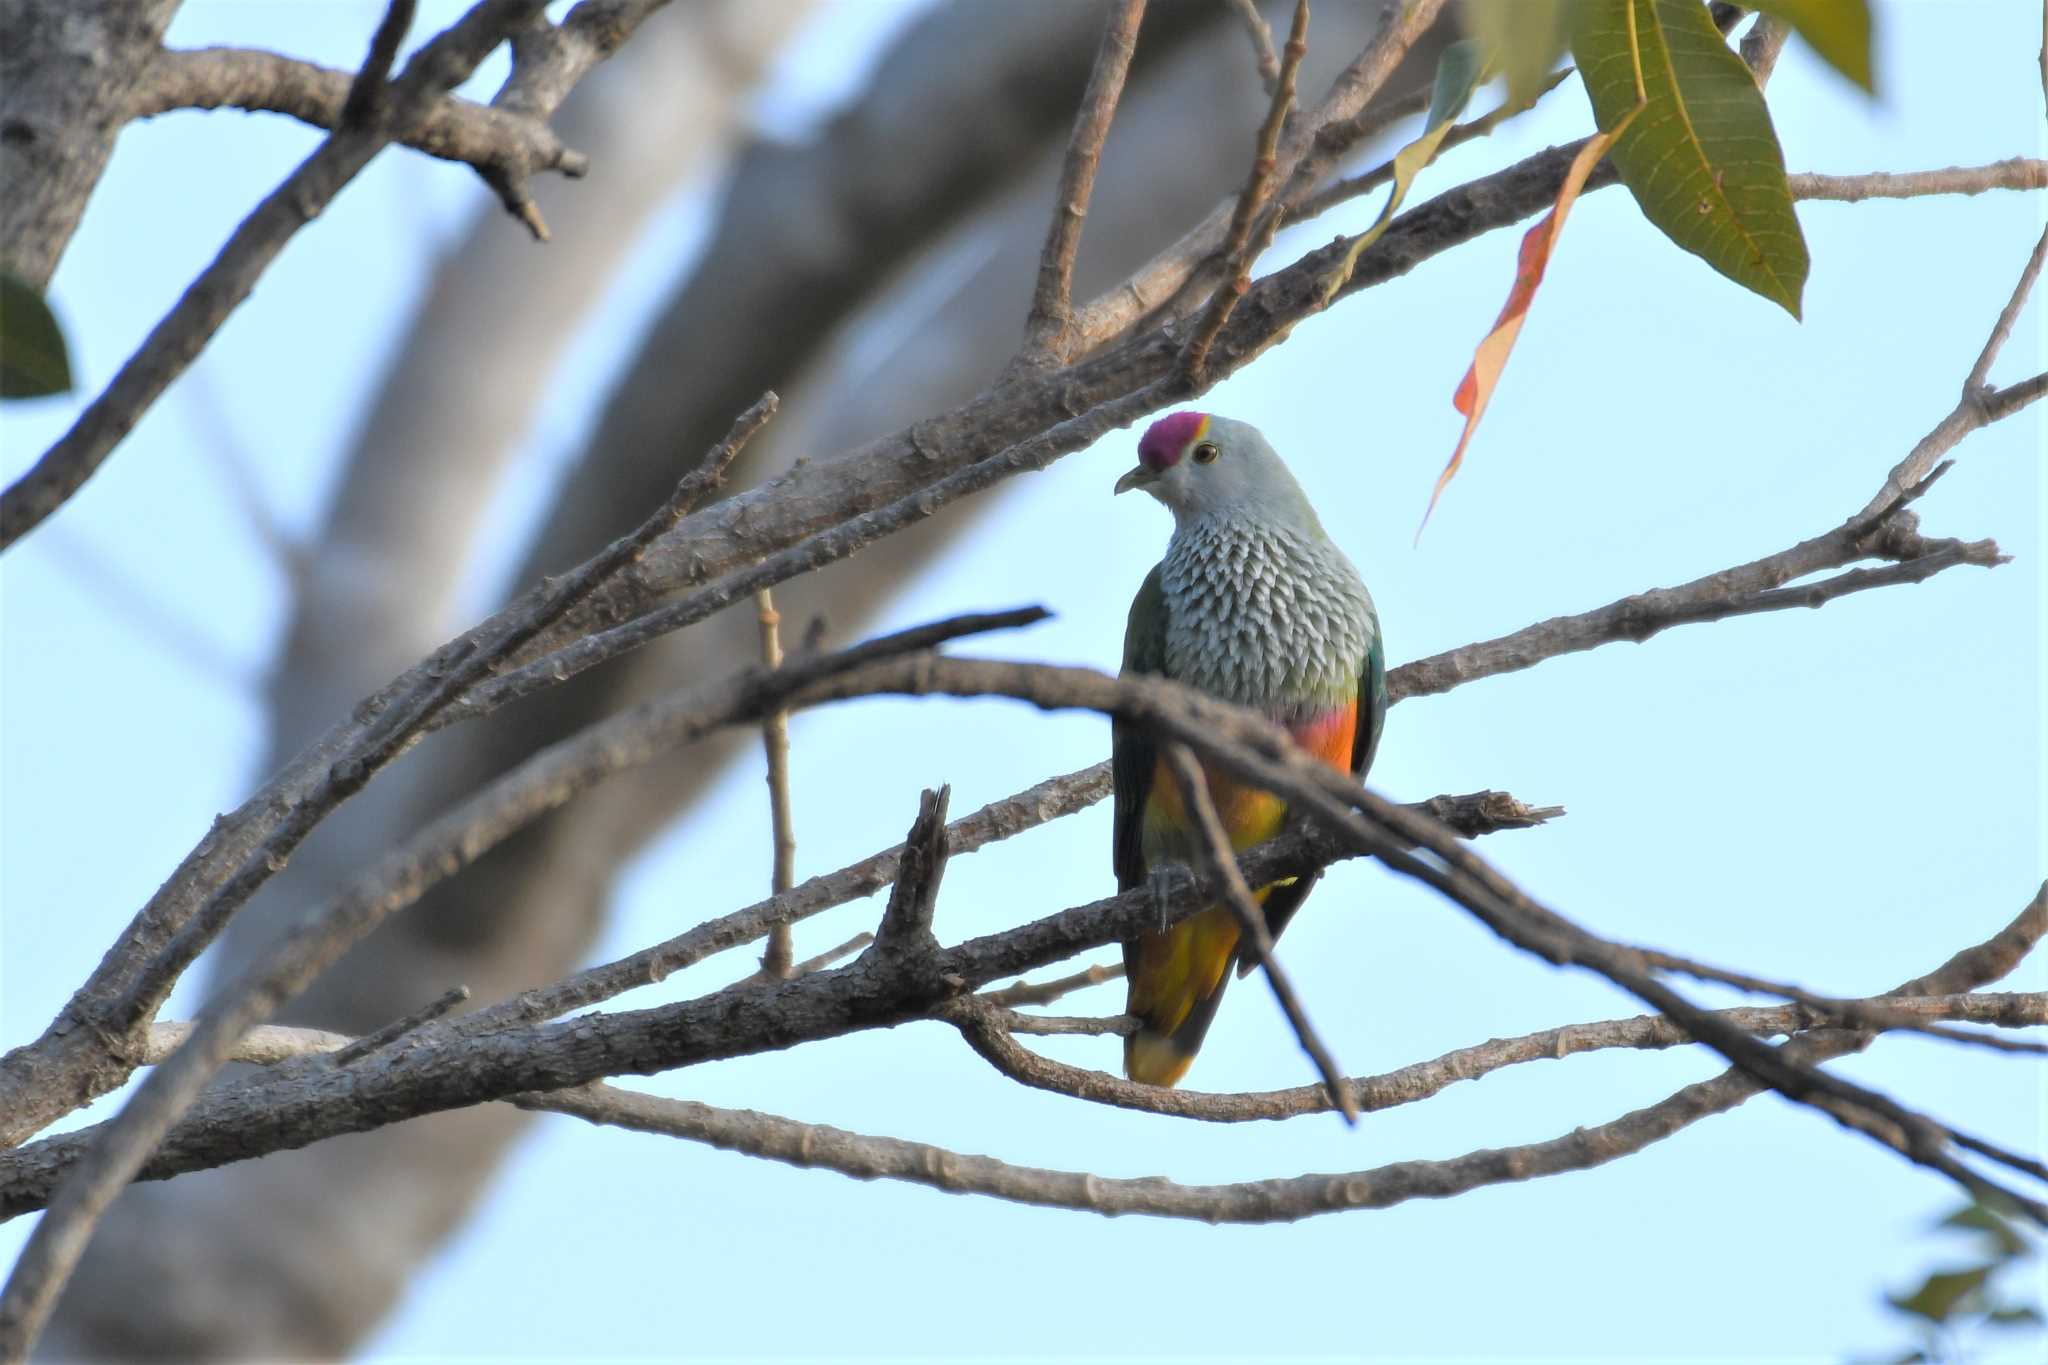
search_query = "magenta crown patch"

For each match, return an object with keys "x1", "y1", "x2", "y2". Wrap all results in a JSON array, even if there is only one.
[{"x1": 1137, "y1": 411, "x2": 1210, "y2": 471}]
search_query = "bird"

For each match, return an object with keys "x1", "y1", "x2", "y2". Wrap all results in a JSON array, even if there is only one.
[{"x1": 1111, "y1": 411, "x2": 1385, "y2": 1087}]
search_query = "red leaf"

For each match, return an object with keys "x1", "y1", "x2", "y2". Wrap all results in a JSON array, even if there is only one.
[{"x1": 1421, "y1": 126, "x2": 1622, "y2": 539}]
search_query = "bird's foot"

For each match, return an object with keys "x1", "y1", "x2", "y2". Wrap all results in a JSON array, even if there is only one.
[{"x1": 1146, "y1": 861, "x2": 1199, "y2": 933}]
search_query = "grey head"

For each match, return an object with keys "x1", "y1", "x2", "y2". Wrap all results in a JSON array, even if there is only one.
[{"x1": 1113, "y1": 411, "x2": 1324, "y2": 536}]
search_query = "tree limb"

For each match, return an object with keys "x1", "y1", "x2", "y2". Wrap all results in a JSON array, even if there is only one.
[
  {"x1": 1020, "y1": 0, "x2": 1148, "y2": 363},
  {"x1": 504, "y1": 903, "x2": 2043, "y2": 1220}
]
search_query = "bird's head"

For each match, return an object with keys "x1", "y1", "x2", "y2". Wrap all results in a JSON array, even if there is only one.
[{"x1": 1115, "y1": 411, "x2": 1315, "y2": 530}]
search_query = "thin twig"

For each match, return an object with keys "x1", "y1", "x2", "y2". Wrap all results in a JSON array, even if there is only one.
[
  {"x1": 1181, "y1": 0, "x2": 1308, "y2": 381},
  {"x1": 340, "y1": 0, "x2": 418, "y2": 127},
  {"x1": 982, "y1": 961, "x2": 1124, "y2": 1008},
  {"x1": 1787, "y1": 158, "x2": 2047, "y2": 207},
  {"x1": 989, "y1": 1007, "x2": 1137, "y2": 1037},
  {"x1": 1161, "y1": 743, "x2": 1357, "y2": 1122},
  {"x1": 0, "y1": 396, "x2": 796, "y2": 1357},
  {"x1": 331, "y1": 986, "x2": 471, "y2": 1066},
  {"x1": 1225, "y1": 0, "x2": 1281, "y2": 93},
  {"x1": 949, "y1": 988, "x2": 2047, "y2": 1123},
  {"x1": 1965, "y1": 221, "x2": 2048, "y2": 393},
  {"x1": 1070, "y1": 0, "x2": 1452, "y2": 351},
  {"x1": 754, "y1": 588, "x2": 798, "y2": 980},
  {"x1": 1020, "y1": 0, "x2": 1148, "y2": 363}
]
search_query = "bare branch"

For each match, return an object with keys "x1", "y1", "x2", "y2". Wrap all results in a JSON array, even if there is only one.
[
  {"x1": 989, "y1": 1008, "x2": 1136, "y2": 1037},
  {"x1": 754, "y1": 588, "x2": 798, "y2": 980},
  {"x1": 1225, "y1": 0, "x2": 1281, "y2": 93},
  {"x1": 1965, "y1": 220, "x2": 2048, "y2": 393},
  {"x1": 981, "y1": 961, "x2": 1123, "y2": 1008},
  {"x1": 1161, "y1": 742, "x2": 1356, "y2": 1121},
  {"x1": 950, "y1": 988, "x2": 2047, "y2": 1122},
  {"x1": 0, "y1": 0, "x2": 551, "y2": 553},
  {"x1": 133, "y1": 46, "x2": 586, "y2": 183},
  {"x1": 1394, "y1": 482, "x2": 1999, "y2": 703},
  {"x1": 1021, "y1": 0, "x2": 1148, "y2": 363},
  {"x1": 3, "y1": 659, "x2": 2020, "y2": 1226},
  {"x1": 0, "y1": 394, "x2": 772, "y2": 1147},
  {"x1": 1787, "y1": 158, "x2": 2048, "y2": 206},
  {"x1": 340, "y1": 0, "x2": 418, "y2": 128},
  {"x1": 1986, "y1": 370, "x2": 2048, "y2": 421},
  {"x1": 141, "y1": 1023, "x2": 350, "y2": 1068},
  {"x1": 116, "y1": 395, "x2": 776, "y2": 1033},
  {"x1": 0, "y1": 612, "x2": 1036, "y2": 1347},
  {"x1": 330, "y1": 987, "x2": 471, "y2": 1067},
  {"x1": 1182, "y1": 0, "x2": 1308, "y2": 382},
  {"x1": 507, "y1": 919, "x2": 2043, "y2": 1221}
]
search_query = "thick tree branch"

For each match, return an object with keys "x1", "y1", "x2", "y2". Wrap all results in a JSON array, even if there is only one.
[{"x1": 0, "y1": 0, "x2": 182, "y2": 291}]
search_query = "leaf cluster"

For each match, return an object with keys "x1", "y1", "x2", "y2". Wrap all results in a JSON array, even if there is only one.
[{"x1": 1870, "y1": 1199, "x2": 2043, "y2": 1364}]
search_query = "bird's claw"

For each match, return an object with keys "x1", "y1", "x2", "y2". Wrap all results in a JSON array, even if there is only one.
[{"x1": 1146, "y1": 862, "x2": 1198, "y2": 933}]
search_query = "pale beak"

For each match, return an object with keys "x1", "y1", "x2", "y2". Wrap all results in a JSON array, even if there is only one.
[{"x1": 1114, "y1": 465, "x2": 1158, "y2": 496}]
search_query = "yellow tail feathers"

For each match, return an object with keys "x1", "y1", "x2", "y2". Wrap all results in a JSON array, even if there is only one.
[{"x1": 1122, "y1": 904, "x2": 1241, "y2": 1086}]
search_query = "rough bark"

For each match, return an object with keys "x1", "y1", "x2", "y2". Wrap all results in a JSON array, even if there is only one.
[{"x1": 0, "y1": 0, "x2": 182, "y2": 289}]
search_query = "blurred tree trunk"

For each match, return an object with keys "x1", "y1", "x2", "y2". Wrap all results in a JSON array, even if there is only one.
[{"x1": 42, "y1": 2, "x2": 1439, "y2": 1355}]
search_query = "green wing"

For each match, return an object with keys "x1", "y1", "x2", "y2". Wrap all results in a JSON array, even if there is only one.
[
  {"x1": 1112, "y1": 564, "x2": 1168, "y2": 892},
  {"x1": 1352, "y1": 626, "x2": 1387, "y2": 780}
]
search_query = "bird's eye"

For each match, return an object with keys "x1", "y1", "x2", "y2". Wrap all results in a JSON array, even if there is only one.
[{"x1": 1191, "y1": 441, "x2": 1220, "y2": 464}]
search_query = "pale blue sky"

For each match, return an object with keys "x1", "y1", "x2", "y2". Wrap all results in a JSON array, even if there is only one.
[{"x1": 2, "y1": 2, "x2": 2043, "y2": 1359}]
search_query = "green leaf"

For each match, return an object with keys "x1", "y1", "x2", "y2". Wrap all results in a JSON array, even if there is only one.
[
  {"x1": 0, "y1": 273, "x2": 73, "y2": 399},
  {"x1": 1571, "y1": 0, "x2": 1809, "y2": 317},
  {"x1": 1938, "y1": 1200, "x2": 2031, "y2": 1259},
  {"x1": 1985, "y1": 1303, "x2": 2044, "y2": 1328},
  {"x1": 1320, "y1": 39, "x2": 1486, "y2": 300},
  {"x1": 1462, "y1": 0, "x2": 1571, "y2": 112},
  {"x1": 1886, "y1": 1264, "x2": 1992, "y2": 1325},
  {"x1": 1746, "y1": 0, "x2": 1875, "y2": 92}
]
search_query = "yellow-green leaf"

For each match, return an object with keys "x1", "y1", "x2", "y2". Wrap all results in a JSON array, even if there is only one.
[
  {"x1": 1462, "y1": 0, "x2": 1570, "y2": 112},
  {"x1": 1886, "y1": 1265, "x2": 1991, "y2": 1325},
  {"x1": 0, "y1": 273, "x2": 73, "y2": 400},
  {"x1": 1320, "y1": 38, "x2": 1485, "y2": 301},
  {"x1": 1572, "y1": 0, "x2": 1809, "y2": 317},
  {"x1": 1746, "y1": 0, "x2": 1875, "y2": 92}
]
